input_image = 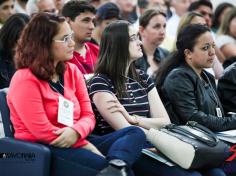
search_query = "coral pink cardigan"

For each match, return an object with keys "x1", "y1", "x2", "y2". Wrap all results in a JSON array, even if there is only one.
[{"x1": 7, "y1": 63, "x2": 95, "y2": 148}]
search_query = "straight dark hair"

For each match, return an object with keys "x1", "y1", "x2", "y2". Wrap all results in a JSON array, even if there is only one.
[
  {"x1": 95, "y1": 20, "x2": 141, "y2": 98},
  {"x1": 155, "y1": 24, "x2": 211, "y2": 89},
  {"x1": 0, "y1": 13, "x2": 30, "y2": 62}
]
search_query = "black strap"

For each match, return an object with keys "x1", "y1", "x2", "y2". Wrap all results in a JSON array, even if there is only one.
[{"x1": 165, "y1": 122, "x2": 218, "y2": 147}]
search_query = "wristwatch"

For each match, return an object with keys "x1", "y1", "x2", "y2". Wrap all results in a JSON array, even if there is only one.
[{"x1": 109, "y1": 159, "x2": 127, "y2": 168}]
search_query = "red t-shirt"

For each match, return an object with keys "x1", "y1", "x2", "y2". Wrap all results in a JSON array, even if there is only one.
[
  {"x1": 69, "y1": 42, "x2": 99, "y2": 74},
  {"x1": 7, "y1": 63, "x2": 95, "y2": 148}
]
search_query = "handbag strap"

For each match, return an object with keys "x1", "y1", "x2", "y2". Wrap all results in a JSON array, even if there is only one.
[
  {"x1": 186, "y1": 121, "x2": 218, "y2": 141},
  {"x1": 165, "y1": 122, "x2": 218, "y2": 147}
]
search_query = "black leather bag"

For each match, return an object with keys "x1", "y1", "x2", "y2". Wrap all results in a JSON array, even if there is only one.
[{"x1": 147, "y1": 121, "x2": 232, "y2": 169}]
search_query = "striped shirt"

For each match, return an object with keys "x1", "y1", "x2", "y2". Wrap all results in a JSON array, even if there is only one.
[{"x1": 88, "y1": 71, "x2": 155, "y2": 135}]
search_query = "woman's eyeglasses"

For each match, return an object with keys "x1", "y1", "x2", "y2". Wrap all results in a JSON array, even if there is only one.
[
  {"x1": 54, "y1": 32, "x2": 74, "y2": 44},
  {"x1": 129, "y1": 34, "x2": 140, "y2": 42}
]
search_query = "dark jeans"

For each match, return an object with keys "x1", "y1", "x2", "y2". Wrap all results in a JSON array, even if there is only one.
[
  {"x1": 88, "y1": 126, "x2": 146, "y2": 167},
  {"x1": 221, "y1": 159, "x2": 236, "y2": 176},
  {"x1": 48, "y1": 126, "x2": 146, "y2": 176}
]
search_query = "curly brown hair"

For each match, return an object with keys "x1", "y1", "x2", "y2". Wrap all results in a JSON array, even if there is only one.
[{"x1": 15, "y1": 13, "x2": 66, "y2": 81}]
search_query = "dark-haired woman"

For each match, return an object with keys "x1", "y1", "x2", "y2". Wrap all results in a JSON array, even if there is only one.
[
  {"x1": 156, "y1": 24, "x2": 236, "y2": 131},
  {"x1": 7, "y1": 13, "x2": 147, "y2": 176},
  {"x1": 135, "y1": 9, "x2": 169, "y2": 78},
  {"x1": 0, "y1": 13, "x2": 29, "y2": 88},
  {"x1": 156, "y1": 24, "x2": 236, "y2": 176}
]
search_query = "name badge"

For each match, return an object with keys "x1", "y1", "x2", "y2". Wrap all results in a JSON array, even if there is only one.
[
  {"x1": 216, "y1": 107, "x2": 222, "y2": 117},
  {"x1": 58, "y1": 96, "x2": 74, "y2": 127}
]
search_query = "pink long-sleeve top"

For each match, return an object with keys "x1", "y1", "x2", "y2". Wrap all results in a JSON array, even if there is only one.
[{"x1": 7, "y1": 63, "x2": 95, "y2": 148}]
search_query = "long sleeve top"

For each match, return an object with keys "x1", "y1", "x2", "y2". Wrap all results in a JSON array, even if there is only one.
[
  {"x1": 161, "y1": 63, "x2": 236, "y2": 131},
  {"x1": 7, "y1": 63, "x2": 95, "y2": 148}
]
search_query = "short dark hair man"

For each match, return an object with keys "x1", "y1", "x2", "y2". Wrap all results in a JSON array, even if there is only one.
[
  {"x1": 188, "y1": 0, "x2": 213, "y2": 27},
  {"x1": 62, "y1": 0, "x2": 98, "y2": 75}
]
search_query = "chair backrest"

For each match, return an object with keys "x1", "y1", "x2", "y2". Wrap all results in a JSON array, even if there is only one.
[{"x1": 0, "y1": 88, "x2": 14, "y2": 137}]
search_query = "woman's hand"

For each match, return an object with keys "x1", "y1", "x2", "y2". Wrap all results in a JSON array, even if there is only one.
[
  {"x1": 50, "y1": 127, "x2": 80, "y2": 148},
  {"x1": 106, "y1": 99, "x2": 139, "y2": 125}
]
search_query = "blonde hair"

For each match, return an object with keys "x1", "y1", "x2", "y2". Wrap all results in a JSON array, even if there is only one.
[
  {"x1": 177, "y1": 12, "x2": 204, "y2": 36},
  {"x1": 218, "y1": 7, "x2": 236, "y2": 36}
]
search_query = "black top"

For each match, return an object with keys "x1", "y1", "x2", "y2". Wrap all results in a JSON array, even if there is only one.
[
  {"x1": 160, "y1": 63, "x2": 236, "y2": 131},
  {"x1": 48, "y1": 75, "x2": 64, "y2": 95},
  {"x1": 135, "y1": 47, "x2": 169, "y2": 74},
  {"x1": 0, "y1": 52, "x2": 15, "y2": 89},
  {"x1": 217, "y1": 62, "x2": 236, "y2": 114}
]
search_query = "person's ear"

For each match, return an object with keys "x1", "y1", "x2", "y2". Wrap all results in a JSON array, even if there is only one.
[
  {"x1": 184, "y1": 49, "x2": 192, "y2": 60},
  {"x1": 66, "y1": 17, "x2": 72, "y2": 24},
  {"x1": 139, "y1": 26, "x2": 145, "y2": 36}
]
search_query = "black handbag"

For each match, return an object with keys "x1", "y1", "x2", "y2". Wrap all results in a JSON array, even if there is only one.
[{"x1": 147, "y1": 121, "x2": 232, "y2": 169}]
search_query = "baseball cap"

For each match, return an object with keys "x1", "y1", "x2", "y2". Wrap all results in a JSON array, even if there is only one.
[{"x1": 96, "y1": 2, "x2": 121, "y2": 21}]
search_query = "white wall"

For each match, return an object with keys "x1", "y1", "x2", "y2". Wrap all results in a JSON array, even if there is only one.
[{"x1": 211, "y1": 0, "x2": 235, "y2": 10}]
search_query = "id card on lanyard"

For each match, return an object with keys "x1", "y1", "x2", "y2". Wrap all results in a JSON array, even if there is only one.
[
  {"x1": 58, "y1": 96, "x2": 74, "y2": 127},
  {"x1": 216, "y1": 107, "x2": 222, "y2": 117}
]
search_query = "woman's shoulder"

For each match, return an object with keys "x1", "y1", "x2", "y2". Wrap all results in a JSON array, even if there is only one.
[
  {"x1": 168, "y1": 64, "x2": 195, "y2": 76},
  {"x1": 87, "y1": 73, "x2": 115, "y2": 94},
  {"x1": 166, "y1": 65, "x2": 198, "y2": 84},
  {"x1": 13, "y1": 68, "x2": 35, "y2": 79},
  {"x1": 9, "y1": 68, "x2": 41, "y2": 90},
  {"x1": 89, "y1": 73, "x2": 112, "y2": 84}
]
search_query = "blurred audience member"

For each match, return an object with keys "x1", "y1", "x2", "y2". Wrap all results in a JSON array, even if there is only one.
[
  {"x1": 212, "y1": 2, "x2": 234, "y2": 33},
  {"x1": 147, "y1": 0, "x2": 167, "y2": 14},
  {"x1": 188, "y1": 0, "x2": 226, "y2": 63},
  {"x1": 136, "y1": 8, "x2": 169, "y2": 77},
  {"x1": 137, "y1": 0, "x2": 148, "y2": 15},
  {"x1": 53, "y1": 0, "x2": 66, "y2": 15},
  {"x1": 89, "y1": 0, "x2": 104, "y2": 8},
  {"x1": 113, "y1": 0, "x2": 139, "y2": 26},
  {"x1": 26, "y1": 0, "x2": 56, "y2": 16},
  {"x1": 218, "y1": 59, "x2": 236, "y2": 114},
  {"x1": 216, "y1": 8, "x2": 236, "y2": 59},
  {"x1": 166, "y1": 0, "x2": 191, "y2": 38},
  {"x1": 0, "y1": 13, "x2": 30, "y2": 89},
  {"x1": 15, "y1": 0, "x2": 28, "y2": 14},
  {"x1": 0, "y1": 0, "x2": 15, "y2": 27},
  {"x1": 92, "y1": 2, "x2": 120, "y2": 45},
  {"x1": 188, "y1": 0, "x2": 213, "y2": 28}
]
